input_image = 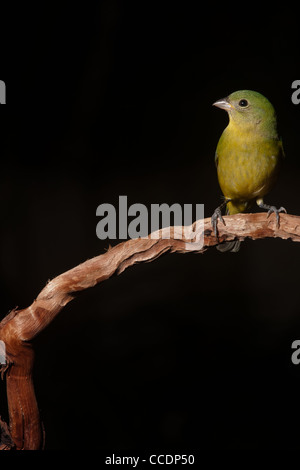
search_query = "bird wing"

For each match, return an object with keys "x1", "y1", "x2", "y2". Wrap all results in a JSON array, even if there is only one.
[
  {"x1": 279, "y1": 138, "x2": 285, "y2": 159},
  {"x1": 215, "y1": 151, "x2": 219, "y2": 168}
]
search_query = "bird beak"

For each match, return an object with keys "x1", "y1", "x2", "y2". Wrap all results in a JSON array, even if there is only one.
[{"x1": 212, "y1": 98, "x2": 232, "y2": 111}]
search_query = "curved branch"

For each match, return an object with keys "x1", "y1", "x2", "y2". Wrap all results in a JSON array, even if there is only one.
[{"x1": 0, "y1": 212, "x2": 299, "y2": 448}]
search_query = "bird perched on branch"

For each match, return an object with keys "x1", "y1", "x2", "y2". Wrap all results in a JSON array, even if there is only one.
[{"x1": 211, "y1": 89, "x2": 286, "y2": 252}]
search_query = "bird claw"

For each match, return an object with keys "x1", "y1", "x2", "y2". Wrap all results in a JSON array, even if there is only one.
[
  {"x1": 266, "y1": 206, "x2": 287, "y2": 228},
  {"x1": 211, "y1": 207, "x2": 226, "y2": 237}
]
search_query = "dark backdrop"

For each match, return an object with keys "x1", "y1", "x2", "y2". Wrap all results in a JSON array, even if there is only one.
[{"x1": 1, "y1": 2, "x2": 300, "y2": 450}]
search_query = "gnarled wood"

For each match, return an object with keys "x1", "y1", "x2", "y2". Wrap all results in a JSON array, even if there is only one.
[{"x1": 0, "y1": 212, "x2": 299, "y2": 449}]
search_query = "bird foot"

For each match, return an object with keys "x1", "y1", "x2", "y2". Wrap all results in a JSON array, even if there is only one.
[
  {"x1": 211, "y1": 207, "x2": 226, "y2": 238},
  {"x1": 257, "y1": 199, "x2": 287, "y2": 228},
  {"x1": 266, "y1": 206, "x2": 287, "y2": 228}
]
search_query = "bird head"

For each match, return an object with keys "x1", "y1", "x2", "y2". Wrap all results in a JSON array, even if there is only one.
[{"x1": 213, "y1": 90, "x2": 278, "y2": 137}]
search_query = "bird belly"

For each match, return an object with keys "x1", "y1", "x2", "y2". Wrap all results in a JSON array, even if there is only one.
[{"x1": 217, "y1": 142, "x2": 279, "y2": 203}]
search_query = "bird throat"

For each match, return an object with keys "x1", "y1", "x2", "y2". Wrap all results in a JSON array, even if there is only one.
[{"x1": 227, "y1": 116, "x2": 278, "y2": 140}]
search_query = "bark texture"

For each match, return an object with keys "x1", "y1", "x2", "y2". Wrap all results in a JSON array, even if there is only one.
[{"x1": 0, "y1": 212, "x2": 299, "y2": 449}]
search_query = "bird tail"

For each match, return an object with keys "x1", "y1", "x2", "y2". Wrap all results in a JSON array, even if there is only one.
[
  {"x1": 216, "y1": 239, "x2": 241, "y2": 252},
  {"x1": 216, "y1": 200, "x2": 252, "y2": 253}
]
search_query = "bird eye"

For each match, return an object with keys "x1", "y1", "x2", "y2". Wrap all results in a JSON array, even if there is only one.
[{"x1": 238, "y1": 99, "x2": 249, "y2": 107}]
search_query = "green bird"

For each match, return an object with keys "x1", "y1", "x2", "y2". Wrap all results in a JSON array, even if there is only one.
[{"x1": 211, "y1": 90, "x2": 286, "y2": 252}]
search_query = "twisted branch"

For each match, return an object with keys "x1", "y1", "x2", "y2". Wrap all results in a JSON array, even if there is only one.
[{"x1": 0, "y1": 212, "x2": 299, "y2": 449}]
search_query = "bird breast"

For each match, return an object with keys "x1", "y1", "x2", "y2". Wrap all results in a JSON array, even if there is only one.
[{"x1": 216, "y1": 135, "x2": 280, "y2": 201}]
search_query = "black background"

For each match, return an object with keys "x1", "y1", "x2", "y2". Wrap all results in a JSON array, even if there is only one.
[{"x1": 1, "y1": 2, "x2": 300, "y2": 450}]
